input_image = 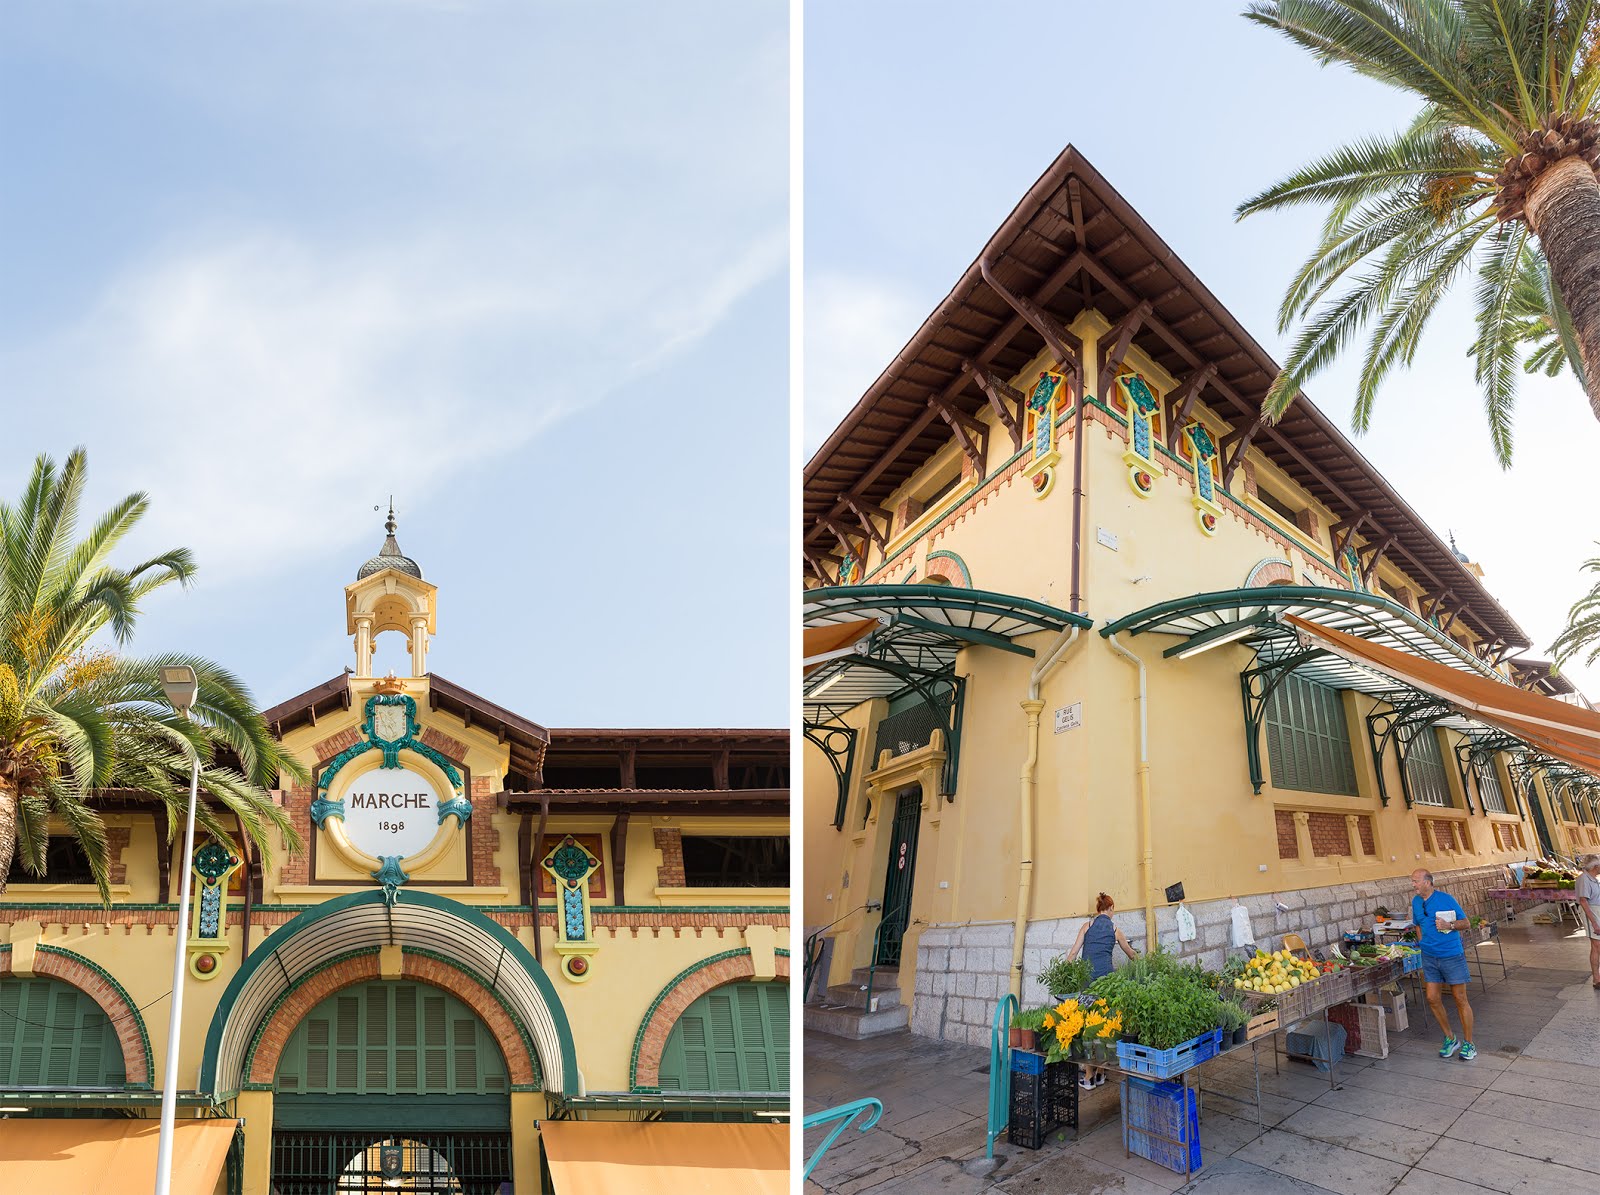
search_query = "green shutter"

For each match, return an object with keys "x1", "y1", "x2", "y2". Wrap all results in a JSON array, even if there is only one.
[
  {"x1": 1405, "y1": 728, "x2": 1451, "y2": 806},
  {"x1": 658, "y1": 981, "x2": 788, "y2": 1094},
  {"x1": 274, "y1": 981, "x2": 508, "y2": 1096},
  {"x1": 0, "y1": 977, "x2": 126, "y2": 1089},
  {"x1": 1265, "y1": 674, "x2": 1358, "y2": 796}
]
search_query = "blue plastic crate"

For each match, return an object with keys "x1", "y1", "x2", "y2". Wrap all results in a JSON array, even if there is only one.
[
  {"x1": 1010, "y1": 1048, "x2": 1047, "y2": 1075},
  {"x1": 1401, "y1": 952, "x2": 1422, "y2": 974},
  {"x1": 1115, "y1": 1028, "x2": 1222, "y2": 1079},
  {"x1": 1122, "y1": 1076, "x2": 1202, "y2": 1175}
]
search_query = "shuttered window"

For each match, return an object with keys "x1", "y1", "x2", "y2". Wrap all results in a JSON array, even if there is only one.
[
  {"x1": 1475, "y1": 758, "x2": 1509, "y2": 814},
  {"x1": 0, "y1": 978, "x2": 126, "y2": 1088},
  {"x1": 1405, "y1": 728, "x2": 1451, "y2": 806},
  {"x1": 275, "y1": 982, "x2": 508, "y2": 1096},
  {"x1": 1264, "y1": 674, "x2": 1359, "y2": 796},
  {"x1": 658, "y1": 982, "x2": 788, "y2": 1094}
]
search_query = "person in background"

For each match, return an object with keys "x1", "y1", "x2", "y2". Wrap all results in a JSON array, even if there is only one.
[
  {"x1": 1411, "y1": 869, "x2": 1476, "y2": 1061},
  {"x1": 1577, "y1": 855, "x2": 1600, "y2": 989},
  {"x1": 1066, "y1": 892, "x2": 1139, "y2": 1090}
]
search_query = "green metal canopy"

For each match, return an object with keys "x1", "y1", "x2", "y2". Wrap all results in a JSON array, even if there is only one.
[
  {"x1": 803, "y1": 584, "x2": 1091, "y2": 714},
  {"x1": 1099, "y1": 586, "x2": 1586, "y2": 804}
]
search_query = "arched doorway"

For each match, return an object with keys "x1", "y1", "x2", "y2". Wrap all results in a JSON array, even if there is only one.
[
  {"x1": 658, "y1": 981, "x2": 789, "y2": 1096},
  {"x1": 269, "y1": 980, "x2": 512, "y2": 1193}
]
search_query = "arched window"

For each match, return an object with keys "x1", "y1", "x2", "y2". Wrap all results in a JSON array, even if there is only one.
[
  {"x1": 0, "y1": 976, "x2": 126, "y2": 1088},
  {"x1": 275, "y1": 981, "x2": 508, "y2": 1100},
  {"x1": 658, "y1": 981, "x2": 788, "y2": 1093}
]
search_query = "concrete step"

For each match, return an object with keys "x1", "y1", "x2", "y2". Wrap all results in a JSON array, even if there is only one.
[
  {"x1": 804, "y1": 1001, "x2": 911, "y2": 1040},
  {"x1": 850, "y1": 966, "x2": 899, "y2": 988},
  {"x1": 824, "y1": 983, "x2": 902, "y2": 1012}
]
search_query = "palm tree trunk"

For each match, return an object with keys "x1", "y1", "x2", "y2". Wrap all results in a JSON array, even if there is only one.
[
  {"x1": 1525, "y1": 157, "x2": 1600, "y2": 420},
  {"x1": 0, "y1": 778, "x2": 16, "y2": 896}
]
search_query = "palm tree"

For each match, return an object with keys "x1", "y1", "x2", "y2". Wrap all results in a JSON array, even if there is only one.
[
  {"x1": 1551, "y1": 547, "x2": 1600, "y2": 669},
  {"x1": 1495, "y1": 243, "x2": 1589, "y2": 388},
  {"x1": 0, "y1": 448, "x2": 303, "y2": 902},
  {"x1": 1238, "y1": 1, "x2": 1600, "y2": 465}
]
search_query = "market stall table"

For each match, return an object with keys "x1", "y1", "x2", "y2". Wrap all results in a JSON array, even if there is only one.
[{"x1": 1487, "y1": 887, "x2": 1581, "y2": 927}]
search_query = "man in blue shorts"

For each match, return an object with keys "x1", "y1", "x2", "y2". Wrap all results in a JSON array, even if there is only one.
[{"x1": 1411, "y1": 869, "x2": 1476, "y2": 1061}]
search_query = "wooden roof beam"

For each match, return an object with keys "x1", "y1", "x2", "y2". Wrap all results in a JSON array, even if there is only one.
[
  {"x1": 927, "y1": 393, "x2": 989, "y2": 475},
  {"x1": 1163, "y1": 363, "x2": 1217, "y2": 452},
  {"x1": 1330, "y1": 511, "x2": 1371, "y2": 562},
  {"x1": 965, "y1": 360, "x2": 1026, "y2": 451},
  {"x1": 1219, "y1": 415, "x2": 1265, "y2": 490},
  {"x1": 843, "y1": 495, "x2": 890, "y2": 551},
  {"x1": 1097, "y1": 300, "x2": 1152, "y2": 394},
  {"x1": 1358, "y1": 530, "x2": 1394, "y2": 586}
]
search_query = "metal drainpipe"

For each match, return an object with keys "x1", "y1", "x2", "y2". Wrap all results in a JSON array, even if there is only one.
[
  {"x1": 533, "y1": 794, "x2": 549, "y2": 965},
  {"x1": 1106, "y1": 633, "x2": 1156, "y2": 949},
  {"x1": 1008, "y1": 627, "x2": 1081, "y2": 998}
]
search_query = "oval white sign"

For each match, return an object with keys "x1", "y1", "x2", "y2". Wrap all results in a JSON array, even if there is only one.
[{"x1": 341, "y1": 766, "x2": 440, "y2": 860}]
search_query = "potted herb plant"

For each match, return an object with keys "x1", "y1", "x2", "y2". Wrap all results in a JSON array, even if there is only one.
[
  {"x1": 1010, "y1": 1005, "x2": 1049, "y2": 1050},
  {"x1": 1216, "y1": 998, "x2": 1249, "y2": 1048},
  {"x1": 1039, "y1": 955, "x2": 1092, "y2": 1000}
]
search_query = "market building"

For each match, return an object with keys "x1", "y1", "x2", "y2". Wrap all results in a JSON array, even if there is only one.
[
  {"x1": 801, "y1": 146, "x2": 1599, "y2": 1048},
  {"x1": 0, "y1": 513, "x2": 790, "y2": 1194}
]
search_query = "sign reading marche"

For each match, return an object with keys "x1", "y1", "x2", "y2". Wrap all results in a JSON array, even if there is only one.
[{"x1": 342, "y1": 766, "x2": 441, "y2": 859}]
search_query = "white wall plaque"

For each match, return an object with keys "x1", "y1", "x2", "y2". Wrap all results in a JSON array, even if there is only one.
[
  {"x1": 1054, "y1": 702, "x2": 1082, "y2": 734},
  {"x1": 341, "y1": 766, "x2": 440, "y2": 859}
]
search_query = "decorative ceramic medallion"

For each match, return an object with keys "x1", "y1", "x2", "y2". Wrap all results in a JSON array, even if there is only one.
[{"x1": 541, "y1": 834, "x2": 602, "y2": 982}]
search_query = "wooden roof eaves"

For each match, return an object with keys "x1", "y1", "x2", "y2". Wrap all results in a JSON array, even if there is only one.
[{"x1": 804, "y1": 144, "x2": 1530, "y2": 649}]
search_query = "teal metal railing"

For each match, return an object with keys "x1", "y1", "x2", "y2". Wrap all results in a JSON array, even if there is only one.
[
  {"x1": 862, "y1": 900, "x2": 908, "y2": 1014},
  {"x1": 802, "y1": 902, "x2": 878, "y2": 1000},
  {"x1": 803, "y1": 1097, "x2": 884, "y2": 1181},
  {"x1": 987, "y1": 993, "x2": 1018, "y2": 1159}
]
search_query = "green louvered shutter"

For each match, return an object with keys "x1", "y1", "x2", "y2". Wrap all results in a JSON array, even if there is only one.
[
  {"x1": 1405, "y1": 728, "x2": 1451, "y2": 806},
  {"x1": 658, "y1": 982, "x2": 788, "y2": 1093},
  {"x1": 274, "y1": 981, "x2": 507, "y2": 1096},
  {"x1": 1265, "y1": 674, "x2": 1358, "y2": 796},
  {"x1": 0, "y1": 978, "x2": 126, "y2": 1088}
]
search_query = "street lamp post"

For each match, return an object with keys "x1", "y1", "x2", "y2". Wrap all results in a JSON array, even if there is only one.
[{"x1": 154, "y1": 665, "x2": 201, "y2": 1195}]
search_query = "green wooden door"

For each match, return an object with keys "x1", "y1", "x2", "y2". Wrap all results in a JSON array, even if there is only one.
[
  {"x1": 876, "y1": 788, "x2": 921, "y2": 965},
  {"x1": 274, "y1": 981, "x2": 510, "y2": 1131},
  {"x1": 0, "y1": 977, "x2": 126, "y2": 1088},
  {"x1": 657, "y1": 981, "x2": 788, "y2": 1093}
]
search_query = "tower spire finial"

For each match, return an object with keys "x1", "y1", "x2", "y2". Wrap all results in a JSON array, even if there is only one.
[{"x1": 385, "y1": 496, "x2": 396, "y2": 537}]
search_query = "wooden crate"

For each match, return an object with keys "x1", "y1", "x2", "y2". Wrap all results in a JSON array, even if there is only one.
[{"x1": 1245, "y1": 1009, "x2": 1280, "y2": 1040}]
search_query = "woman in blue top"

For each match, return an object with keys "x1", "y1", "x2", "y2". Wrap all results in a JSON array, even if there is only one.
[
  {"x1": 1411, "y1": 869, "x2": 1476, "y2": 1061},
  {"x1": 1066, "y1": 893, "x2": 1139, "y2": 1089}
]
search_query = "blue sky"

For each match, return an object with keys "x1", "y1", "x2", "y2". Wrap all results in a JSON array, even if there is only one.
[
  {"x1": 0, "y1": 1, "x2": 788, "y2": 728},
  {"x1": 804, "y1": 0, "x2": 1600, "y2": 696}
]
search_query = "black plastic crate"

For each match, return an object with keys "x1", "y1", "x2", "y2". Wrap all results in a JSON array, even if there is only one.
[{"x1": 1007, "y1": 1059, "x2": 1079, "y2": 1149}]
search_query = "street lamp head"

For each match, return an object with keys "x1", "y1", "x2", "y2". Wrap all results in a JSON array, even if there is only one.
[{"x1": 159, "y1": 665, "x2": 199, "y2": 716}]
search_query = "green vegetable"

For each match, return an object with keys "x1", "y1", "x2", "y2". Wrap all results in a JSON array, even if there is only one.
[{"x1": 1039, "y1": 955, "x2": 1093, "y2": 998}]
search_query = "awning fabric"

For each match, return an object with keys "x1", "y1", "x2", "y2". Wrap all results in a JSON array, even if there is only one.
[
  {"x1": 0, "y1": 1117, "x2": 237, "y2": 1195},
  {"x1": 541, "y1": 1120, "x2": 788, "y2": 1195},
  {"x1": 803, "y1": 619, "x2": 878, "y2": 675},
  {"x1": 1285, "y1": 615, "x2": 1600, "y2": 776}
]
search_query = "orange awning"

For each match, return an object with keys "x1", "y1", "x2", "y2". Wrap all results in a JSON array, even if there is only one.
[
  {"x1": 0, "y1": 1117, "x2": 237, "y2": 1195},
  {"x1": 803, "y1": 618, "x2": 876, "y2": 675},
  {"x1": 540, "y1": 1120, "x2": 788, "y2": 1195},
  {"x1": 1284, "y1": 614, "x2": 1600, "y2": 775}
]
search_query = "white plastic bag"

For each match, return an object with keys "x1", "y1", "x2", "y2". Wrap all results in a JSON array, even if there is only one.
[
  {"x1": 1175, "y1": 902, "x2": 1197, "y2": 942},
  {"x1": 1230, "y1": 902, "x2": 1255, "y2": 948}
]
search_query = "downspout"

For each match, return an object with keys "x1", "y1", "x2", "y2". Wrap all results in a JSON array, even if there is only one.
[
  {"x1": 1008, "y1": 627, "x2": 1081, "y2": 998},
  {"x1": 1106, "y1": 633, "x2": 1156, "y2": 948}
]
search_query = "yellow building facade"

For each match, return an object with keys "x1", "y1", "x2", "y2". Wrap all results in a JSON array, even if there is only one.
[
  {"x1": 802, "y1": 147, "x2": 1588, "y2": 1046},
  {"x1": 1, "y1": 515, "x2": 790, "y2": 1193}
]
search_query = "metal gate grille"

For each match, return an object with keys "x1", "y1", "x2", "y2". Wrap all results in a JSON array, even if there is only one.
[
  {"x1": 875, "y1": 789, "x2": 922, "y2": 967},
  {"x1": 270, "y1": 1131, "x2": 511, "y2": 1194}
]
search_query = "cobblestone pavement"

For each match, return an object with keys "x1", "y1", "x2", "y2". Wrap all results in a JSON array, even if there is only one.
[{"x1": 804, "y1": 918, "x2": 1600, "y2": 1194}]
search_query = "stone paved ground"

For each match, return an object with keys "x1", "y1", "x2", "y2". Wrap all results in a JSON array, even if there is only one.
[{"x1": 804, "y1": 918, "x2": 1600, "y2": 1194}]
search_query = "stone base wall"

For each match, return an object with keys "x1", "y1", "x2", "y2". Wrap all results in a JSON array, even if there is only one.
[{"x1": 909, "y1": 863, "x2": 1508, "y2": 1046}]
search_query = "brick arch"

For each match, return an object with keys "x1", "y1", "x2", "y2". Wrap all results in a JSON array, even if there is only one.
[
  {"x1": 923, "y1": 551, "x2": 971, "y2": 588},
  {"x1": 0, "y1": 944, "x2": 152, "y2": 1086},
  {"x1": 244, "y1": 949, "x2": 538, "y2": 1088},
  {"x1": 631, "y1": 949, "x2": 790, "y2": 1089},
  {"x1": 1244, "y1": 558, "x2": 1295, "y2": 588}
]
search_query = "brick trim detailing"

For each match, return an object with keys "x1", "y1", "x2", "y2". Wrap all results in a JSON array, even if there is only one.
[
  {"x1": 469, "y1": 775, "x2": 500, "y2": 887},
  {"x1": 654, "y1": 828, "x2": 685, "y2": 887},
  {"x1": 282, "y1": 784, "x2": 313, "y2": 884},
  {"x1": 1308, "y1": 812, "x2": 1350, "y2": 858},
  {"x1": 1357, "y1": 816, "x2": 1376, "y2": 856},
  {"x1": 106, "y1": 826, "x2": 132, "y2": 885},
  {"x1": 1244, "y1": 559, "x2": 1294, "y2": 588},
  {"x1": 1275, "y1": 810, "x2": 1298, "y2": 859},
  {"x1": 0, "y1": 906, "x2": 789, "y2": 934},
  {"x1": 922, "y1": 552, "x2": 971, "y2": 588},
  {"x1": 421, "y1": 728, "x2": 470, "y2": 762},
  {"x1": 313, "y1": 728, "x2": 362, "y2": 761},
  {"x1": 1, "y1": 945, "x2": 152, "y2": 1085},
  {"x1": 630, "y1": 949, "x2": 790, "y2": 1089},
  {"x1": 244, "y1": 951, "x2": 537, "y2": 1087}
]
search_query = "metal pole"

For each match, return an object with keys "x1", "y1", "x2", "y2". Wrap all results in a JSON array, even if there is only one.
[{"x1": 154, "y1": 750, "x2": 201, "y2": 1195}]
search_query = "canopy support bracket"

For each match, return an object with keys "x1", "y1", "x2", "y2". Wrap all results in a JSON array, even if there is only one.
[
  {"x1": 804, "y1": 720, "x2": 859, "y2": 830},
  {"x1": 1239, "y1": 647, "x2": 1326, "y2": 795}
]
